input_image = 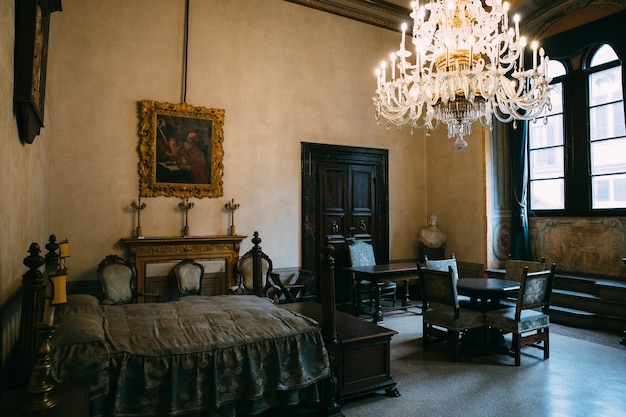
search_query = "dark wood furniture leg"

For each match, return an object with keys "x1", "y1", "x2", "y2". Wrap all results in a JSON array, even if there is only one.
[
  {"x1": 400, "y1": 279, "x2": 409, "y2": 306},
  {"x1": 373, "y1": 283, "x2": 384, "y2": 323}
]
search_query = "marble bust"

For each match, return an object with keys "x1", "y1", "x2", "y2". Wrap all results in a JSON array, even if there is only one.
[{"x1": 418, "y1": 213, "x2": 446, "y2": 249}]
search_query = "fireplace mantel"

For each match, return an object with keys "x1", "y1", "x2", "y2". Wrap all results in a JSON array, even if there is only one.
[{"x1": 122, "y1": 235, "x2": 246, "y2": 301}]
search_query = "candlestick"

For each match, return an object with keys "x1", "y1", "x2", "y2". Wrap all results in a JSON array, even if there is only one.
[
  {"x1": 21, "y1": 324, "x2": 59, "y2": 412},
  {"x1": 224, "y1": 198, "x2": 240, "y2": 236},
  {"x1": 131, "y1": 195, "x2": 147, "y2": 238},
  {"x1": 178, "y1": 198, "x2": 194, "y2": 237}
]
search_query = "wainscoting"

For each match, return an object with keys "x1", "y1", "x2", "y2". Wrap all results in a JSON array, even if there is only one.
[{"x1": 0, "y1": 290, "x2": 22, "y2": 390}]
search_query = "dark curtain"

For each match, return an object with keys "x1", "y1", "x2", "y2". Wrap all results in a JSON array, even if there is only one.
[{"x1": 508, "y1": 120, "x2": 531, "y2": 260}]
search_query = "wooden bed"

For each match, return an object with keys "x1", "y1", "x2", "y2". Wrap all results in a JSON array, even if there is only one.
[{"x1": 20, "y1": 234, "x2": 343, "y2": 417}]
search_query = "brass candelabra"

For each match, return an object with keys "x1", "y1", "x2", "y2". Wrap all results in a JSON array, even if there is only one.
[
  {"x1": 131, "y1": 195, "x2": 147, "y2": 238},
  {"x1": 224, "y1": 198, "x2": 240, "y2": 236},
  {"x1": 179, "y1": 198, "x2": 194, "y2": 237}
]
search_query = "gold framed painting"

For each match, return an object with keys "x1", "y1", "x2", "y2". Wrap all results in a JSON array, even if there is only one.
[{"x1": 138, "y1": 100, "x2": 224, "y2": 198}]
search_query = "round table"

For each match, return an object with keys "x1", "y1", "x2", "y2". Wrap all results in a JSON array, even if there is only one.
[{"x1": 457, "y1": 278, "x2": 520, "y2": 311}]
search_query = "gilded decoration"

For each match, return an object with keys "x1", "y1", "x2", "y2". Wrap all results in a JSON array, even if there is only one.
[
  {"x1": 134, "y1": 243, "x2": 233, "y2": 257},
  {"x1": 138, "y1": 100, "x2": 225, "y2": 199}
]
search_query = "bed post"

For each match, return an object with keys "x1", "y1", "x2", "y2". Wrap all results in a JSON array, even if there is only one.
[
  {"x1": 319, "y1": 238, "x2": 344, "y2": 417},
  {"x1": 17, "y1": 243, "x2": 46, "y2": 388},
  {"x1": 250, "y1": 231, "x2": 264, "y2": 297}
]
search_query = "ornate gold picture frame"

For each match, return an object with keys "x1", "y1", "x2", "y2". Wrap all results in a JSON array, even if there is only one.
[{"x1": 138, "y1": 100, "x2": 224, "y2": 198}]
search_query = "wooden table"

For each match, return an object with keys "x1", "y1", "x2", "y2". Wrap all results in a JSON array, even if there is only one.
[
  {"x1": 345, "y1": 262, "x2": 419, "y2": 323},
  {"x1": 456, "y1": 278, "x2": 520, "y2": 354},
  {"x1": 457, "y1": 278, "x2": 520, "y2": 311},
  {"x1": 282, "y1": 302, "x2": 400, "y2": 400}
]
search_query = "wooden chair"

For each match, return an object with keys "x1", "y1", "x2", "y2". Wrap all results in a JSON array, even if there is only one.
[
  {"x1": 97, "y1": 254, "x2": 161, "y2": 305},
  {"x1": 424, "y1": 253, "x2": 459, "y2": 282},
  {"x1": 174, "y1": 259, "x2": 204, "y2": 298},
  {"x1": 424, "y1": 254, "x2": 471, "y2": 306},
  {"x1": 230, "y1": 231, "x2": 297, "y2": 303},
  {"x1": 500, "y1": 255, "x2": 547, "y2": 306},
  {"x1": 485, "y1": 263, "x2": 557, "y2": 366},
  {"x1": 504, "y1": 255, "x2": 547, "y2": 282},
  {"x1": 348, "y1": 240, "x2": 397, "y2": 313},
  {"x1": 418, "y1": 264, "x2": 486, "y2": 361}
]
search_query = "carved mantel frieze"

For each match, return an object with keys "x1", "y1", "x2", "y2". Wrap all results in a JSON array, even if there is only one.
[{"x1": 122, "y1": 236, "x2": 246, "y2": 295}]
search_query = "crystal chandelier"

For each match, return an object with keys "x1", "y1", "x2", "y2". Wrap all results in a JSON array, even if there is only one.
[{"x1": 373, "y1": 0, "x2": 552, "y2": 150}]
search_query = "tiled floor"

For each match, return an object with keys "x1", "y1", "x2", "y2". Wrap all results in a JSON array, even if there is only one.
[{"x1": 340, "y1": 308, "x2": 626, "y2": 417}]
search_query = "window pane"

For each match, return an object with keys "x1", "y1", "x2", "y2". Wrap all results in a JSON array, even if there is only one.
[
  {"x1": 589, "y1": 102, "x2": 626, "y2": 140},
  {"x1": 529, "y1": 147, "x2": 564, "y2": 180},
  {"x1": 589, "y1": 66, "x2": 623, "y2": 106},
  {"x1": 546, "y1": 82, "x2": 563, "y2": 114},
  {"x1": 590, "y1": 138, "x2": 626, "y2": 175},
  {"x1": 531, "y1": 179, "x2": 564, "y2": 209},
  {"x1": 546, "y1": 60, "x2": 566, "y2": 78},
  {"x1": 529, "y1": 114, "x2": 564, "y2": 149},
  {"x1": 590, "y1": 44, "x2": 619, "y2": 67},
  {"x1": 592, "y1": 174, "x2": 626, "y2": 209}
]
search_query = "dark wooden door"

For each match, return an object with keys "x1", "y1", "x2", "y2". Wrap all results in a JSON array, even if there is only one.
[{"x1": 302, "y1": 143, "x2": 389, "y2": 306}]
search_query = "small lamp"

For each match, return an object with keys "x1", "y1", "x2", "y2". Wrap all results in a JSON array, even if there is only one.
[{"x1": 58, "y1": 240, "x2": 70, "y2": 270}]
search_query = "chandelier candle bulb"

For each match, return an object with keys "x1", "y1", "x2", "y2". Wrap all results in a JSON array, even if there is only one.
[
  {"x1": 519, "y1": 36, "x2": 526, "y2": 71},
  {"x1": 503, "y1": 2, "x2": 509, "y2": 30},
  {"x1": 381, "y1": 61, "x2": 386, "y2": 84},
  {"x1": 532, "y1": 41, "x2": 538, "y2": 70}
]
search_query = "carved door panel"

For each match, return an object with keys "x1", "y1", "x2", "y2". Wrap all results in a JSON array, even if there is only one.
[
  {"x1": 319, "y1": 163, "x2": 379, "y2": 303},
  {"x1": 302, "y1": 143, "x2": 389, "y2": 306}
]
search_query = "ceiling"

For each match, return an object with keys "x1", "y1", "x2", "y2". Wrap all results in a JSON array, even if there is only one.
[{"x1": 284, "y1": 0, "x2": 623, "y2": 37}]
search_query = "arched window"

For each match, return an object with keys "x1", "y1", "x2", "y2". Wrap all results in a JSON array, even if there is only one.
[
  {"x1": 528, "y1": 41, "x2": 626, "y2": 215},
  {"x1": 529, "y1": 60, "x2": 566, "y2": 210},
  {"x1": 587, "y1": 45, "x2": 626, "y2": 209}
]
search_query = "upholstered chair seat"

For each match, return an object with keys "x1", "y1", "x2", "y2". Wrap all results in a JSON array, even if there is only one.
[
  {"x1": 423, "y1": 305, "x2": 486, "y2": 331},
  {"x1": 485, "y1": 263, "x2": 557, "y2": 366},
  {"x1": 418, "y1": 264, "x2": 487, "y2": 361}
]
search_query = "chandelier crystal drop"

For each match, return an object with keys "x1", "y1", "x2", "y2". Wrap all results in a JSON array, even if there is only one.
[{"x1": 373, "y1": 0, "x2": 552, "y2": 150}]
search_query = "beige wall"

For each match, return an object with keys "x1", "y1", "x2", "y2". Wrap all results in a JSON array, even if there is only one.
[
  {"x1": 0, "y1": 0, "x2": 51, "y2": 306},
  {"x1": 425, "y1": 129, "x2": 487, "y2": 265},
  {"x1": 42, "y1": 0, "x2": 451, "y2": 282},
  {"x1": 0, "y1": 0, "x2": 488, "y2": 300}
]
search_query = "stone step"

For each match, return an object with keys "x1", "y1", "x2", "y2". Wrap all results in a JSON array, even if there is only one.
[
  {"x1": 549, "y1": 305, "x2": 626, "y2": 332},
  {"x1": 552, "y1": 288, "x2": 626, "y2": 319}
]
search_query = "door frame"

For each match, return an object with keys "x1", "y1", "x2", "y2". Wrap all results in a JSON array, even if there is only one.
[{"x1": 301, "y1": 142, "x2": 389, "y2": 300}]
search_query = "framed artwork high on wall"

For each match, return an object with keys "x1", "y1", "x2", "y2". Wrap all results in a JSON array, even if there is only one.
[
  {"x1": 13, "y1": 0, "x2": 62, "y2": 144},
  {"x1": 138, "y1": 100, "x2": 225, "y2": 199}
]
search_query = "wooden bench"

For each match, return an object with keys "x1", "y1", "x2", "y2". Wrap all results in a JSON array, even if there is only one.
[{"x1": 282, "y1": 302, "x2": 400, "y2": 400}]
